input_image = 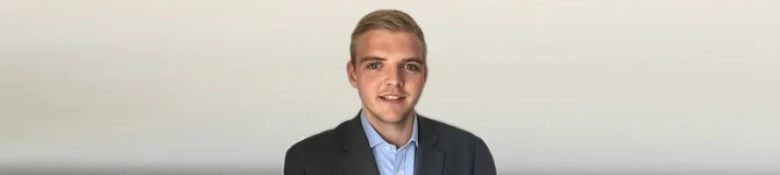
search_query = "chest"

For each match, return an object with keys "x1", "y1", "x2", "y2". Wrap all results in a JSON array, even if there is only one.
[{"x1": 370, "y1": 145, "x2": 416, "y2": 175}]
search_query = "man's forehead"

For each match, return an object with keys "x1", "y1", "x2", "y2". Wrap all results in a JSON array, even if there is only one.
[
  {"x1": 358, "y1": 30, "x2": 420, "y2": 46},
  {"x1": 354, "y1": 32, "x2": 424, "y2": 62}
]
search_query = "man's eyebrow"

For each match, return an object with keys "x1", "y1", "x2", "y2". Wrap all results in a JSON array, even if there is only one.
[
  {"x1": 358, "y1": 56, "x2": 425, "y2": 64},
  {"x1": 358, "y1": 56, "x2": 386, "y2": 64},
  {"x1": 402, "y1": 57, "x2": 425, "y2": 64}
]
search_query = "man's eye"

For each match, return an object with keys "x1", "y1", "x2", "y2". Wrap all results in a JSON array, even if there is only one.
[
  {"x1": 404, "y1": 64, "x2": 419, "y2": 71},
  {"x1": 367, "y1": 63, "x2": 380, "y2": 69}
]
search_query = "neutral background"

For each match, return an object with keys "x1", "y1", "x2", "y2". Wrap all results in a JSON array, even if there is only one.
[{"x1": 2, "y1": 0, "x2": 779, "y2": 174}]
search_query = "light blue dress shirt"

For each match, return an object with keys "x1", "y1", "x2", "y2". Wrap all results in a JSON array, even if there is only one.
[{"x1": 360, "y1": 111, "x2": 418, "y2": 175}]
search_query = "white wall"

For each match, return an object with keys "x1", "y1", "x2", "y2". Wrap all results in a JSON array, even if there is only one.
[{"x1": 1, "y1": 0, "x2": 778, "y2": 174}]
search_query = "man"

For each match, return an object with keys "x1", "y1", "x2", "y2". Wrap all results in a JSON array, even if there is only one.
[{"x1": 283, "y1": 9, "x2": 496, "y2": 175}]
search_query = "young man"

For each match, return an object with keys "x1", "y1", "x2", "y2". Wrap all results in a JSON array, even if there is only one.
[{"x1": 283, "y1": 9, "x2": 496, "y2": 175}]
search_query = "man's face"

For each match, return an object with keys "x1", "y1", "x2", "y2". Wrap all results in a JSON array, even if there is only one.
[{"x1": 348, "y1": 29, "x2": 427, "y2": 124}]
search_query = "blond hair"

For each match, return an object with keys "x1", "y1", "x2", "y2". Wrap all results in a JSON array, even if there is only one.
[{"x1": 349, "y1": 9, "x2": 426, "y2": 64}]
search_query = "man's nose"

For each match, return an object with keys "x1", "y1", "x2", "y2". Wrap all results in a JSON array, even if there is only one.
[{"x1": 384, "y1": 67, "x2": 404, "y2": 87}]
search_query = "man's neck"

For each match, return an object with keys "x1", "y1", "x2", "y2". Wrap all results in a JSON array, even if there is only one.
[{"x1": 366, "y1": 111, "x2": 415, "y2": 147}]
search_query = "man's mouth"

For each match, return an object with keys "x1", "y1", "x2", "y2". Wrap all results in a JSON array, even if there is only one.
[{"x1": 379, "y1": 95, "x2": 406, "y2": 101}]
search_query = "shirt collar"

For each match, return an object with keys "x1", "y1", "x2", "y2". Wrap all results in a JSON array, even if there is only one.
[{"x1": 360, "y1": 110, "x2": 419, "y2": 148}]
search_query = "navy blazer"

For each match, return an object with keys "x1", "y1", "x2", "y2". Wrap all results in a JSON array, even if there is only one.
[{"x1": 283, "y1": 111, "x2": 497, "y2": 175}]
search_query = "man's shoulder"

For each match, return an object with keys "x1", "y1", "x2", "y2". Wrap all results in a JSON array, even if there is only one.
[
  {"x1": 285, "y1": 119, "x2": 351, "y2": 156},
  {"x1": 289, "y1": 129, "x2": 338, "y2": 150},
  {"x1": 420, "y1": 115, "x2": 494, "y2": 165},
  {"x1": 283, "y1": 119, "x2": 354, "y2": 173},
  {"x1": 420, "y1": 115, "x2": 485, "y2": 144}
]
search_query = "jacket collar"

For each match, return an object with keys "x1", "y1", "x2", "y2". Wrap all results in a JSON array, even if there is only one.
[
  {"x1": 359, "y1": 110, "x2": 419, "y2": 148},
  {"x1": 339, "y1": 109, "x2": 445, "y2": 175}
]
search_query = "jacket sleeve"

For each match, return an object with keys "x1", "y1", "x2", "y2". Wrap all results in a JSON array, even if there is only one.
[
  {"x1": 473, "y1": 137, "x2": 497, "y2": 175},
  {"x1": 283, "y1": 145, "x2": 306, "y2": 175}
]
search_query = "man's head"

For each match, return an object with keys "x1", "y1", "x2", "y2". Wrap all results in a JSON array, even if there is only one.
[{"x1": 347, "y1": 9, "x2": 427, "y2": 125}]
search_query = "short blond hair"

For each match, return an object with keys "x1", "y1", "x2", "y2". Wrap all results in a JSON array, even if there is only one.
[{"x1": 349, "y1": 9, "x2": 426, "y2": 63}]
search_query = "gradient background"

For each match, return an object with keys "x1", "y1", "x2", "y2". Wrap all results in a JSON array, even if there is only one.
[{"x1": 1, "y1": 0, "x2": 779, "y2": 174}]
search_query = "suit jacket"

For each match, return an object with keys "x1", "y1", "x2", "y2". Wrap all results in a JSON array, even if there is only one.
[{"x1": 283, "y1": 111, "x2": 497, "y2": 175}]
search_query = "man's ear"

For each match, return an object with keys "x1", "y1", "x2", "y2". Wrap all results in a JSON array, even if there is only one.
[{"x1": 347, "y1": 61, "x2": 358, "y2": 88}]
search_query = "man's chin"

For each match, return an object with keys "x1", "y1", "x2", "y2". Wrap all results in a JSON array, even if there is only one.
[
  {"x1": 377, "y1": 115, "x2": 405, "y2": 123},
  {"x1": 370, "y1": 110, "x2": 413, "y2": 124}
]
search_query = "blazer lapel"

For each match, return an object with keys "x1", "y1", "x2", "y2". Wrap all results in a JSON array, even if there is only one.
[
  {"x1": 340, "y1": 112, "x2": 380, "y2": 175},
  {"x1": 415, "y1": 116, "x2": 446, "y2": 175}
]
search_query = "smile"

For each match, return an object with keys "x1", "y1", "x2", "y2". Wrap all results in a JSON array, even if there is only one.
[{"x1": 379, "y1": 95, "x2": 406, "y2": 101}]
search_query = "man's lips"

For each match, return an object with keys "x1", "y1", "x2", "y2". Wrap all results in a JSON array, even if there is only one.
[{"x1": 378, "y1": 95, "x2": 406, "y2": 101}]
